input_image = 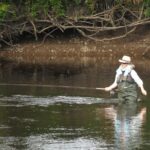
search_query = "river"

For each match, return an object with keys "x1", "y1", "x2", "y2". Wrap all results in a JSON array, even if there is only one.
[{"x1": 0, "y1": 53, "x2": 150, "y2": 150}]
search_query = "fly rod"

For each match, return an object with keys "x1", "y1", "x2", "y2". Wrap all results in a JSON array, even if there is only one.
[{"x1": 0, "y1": 83, "x2": 105, "y2": 91}]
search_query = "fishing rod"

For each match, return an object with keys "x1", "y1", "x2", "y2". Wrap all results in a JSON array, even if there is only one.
[{"x1": 0, "y1": 83, "x2": 105, "y2": 91}]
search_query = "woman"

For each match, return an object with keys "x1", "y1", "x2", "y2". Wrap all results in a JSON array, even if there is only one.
[{"x1": 105, "y1": 55, "x2": 147, "y2": 104}]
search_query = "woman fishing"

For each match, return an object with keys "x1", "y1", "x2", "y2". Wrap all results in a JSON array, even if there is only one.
[{"x1": 105, "y1": 55, "x2": 147, "y2": 104}]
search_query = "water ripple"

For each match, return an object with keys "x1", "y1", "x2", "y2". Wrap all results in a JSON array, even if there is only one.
[{"x1": 0, "y1": 95, "x2": 119, "y2": 107}]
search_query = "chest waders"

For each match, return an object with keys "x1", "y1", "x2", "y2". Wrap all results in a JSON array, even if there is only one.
[{"x1": 117, "y1": 71, "x2": 138, "y2": 104}]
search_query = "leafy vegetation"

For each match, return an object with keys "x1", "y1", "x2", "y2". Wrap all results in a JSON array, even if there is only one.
[
  {"x1": 0, "y1": 0, "x2": 150, "y2": 45},
  {"x1": 0, "y1": 3, "x2": 9, "y2": 20},
  {"x1": 144, "y1": 0, "x2": 150, "y2": 17},
  {"x1": 1, "y1": 0, "x2": 150, "y2": 19}
]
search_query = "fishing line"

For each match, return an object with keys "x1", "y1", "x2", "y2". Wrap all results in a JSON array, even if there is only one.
[{"x1": 0, "y1": 83, "x2": 105, "y2": 90}]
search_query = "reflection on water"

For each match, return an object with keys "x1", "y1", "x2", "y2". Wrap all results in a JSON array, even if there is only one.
[
  {"x1": 0, "y1": 95, "x2": 149, "y2": 150},
  {"x1": 26, "y1": 135, "x2": 110, "y2": 150},
  {"x1": 0, "y1": 135, "x2": 112, "y2": 150},
  {"x1": 104, "y1": 105, "x2": 146, "y2": 150},
  {"x1": 0, "y1": 54, "x2": 149, "y2": 149}
]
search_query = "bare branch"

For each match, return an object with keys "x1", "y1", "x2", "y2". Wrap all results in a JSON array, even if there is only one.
[
  {"x1": 0, "y1": 5, "x2": 150, "y2": 45},
  {"x1": 29, "y1": 19, "x2": 38, "y2": 40}
]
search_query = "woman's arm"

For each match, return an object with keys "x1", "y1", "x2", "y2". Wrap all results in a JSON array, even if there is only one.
[
  {"x1": 131, "y1": 70, "x2": 147, "y2": 96},
  {"x1": 105, "y1": 74, "x2": 118, "y2": 91},
  {"x1": 105, "y1": 82, "x2": 118, "y2": 91}
]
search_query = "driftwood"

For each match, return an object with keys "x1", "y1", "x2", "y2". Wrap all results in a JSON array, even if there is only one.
[{"x1": 0, "y1": 5, "x2": 150, "y2": 46}]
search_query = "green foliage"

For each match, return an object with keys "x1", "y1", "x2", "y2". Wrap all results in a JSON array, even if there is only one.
[
  {"x1": 114, "y1": 0, "x2": 121, "y2": 5},
  {"x1": 25, "y1": 0, "x2": 65, "y2": 18},
  {"x1": 144, "y1": 0, "x2": 150, "y2": 17},
  {"x1": 144, "y1": 0, "x2": 150, "y2": 3},
  {"x1": 27, "y1": 0, "x2": 99, "y2": 17},
  {"x1": 85, "y1": 0, "x2": 94, "y2": 12},
  {"x1": 49, "y1": 0, "x2": 64, "y2": 17},
  {"x1": 74, "y1": 0, "x2": 81, "y2": 5},
  {"x1": 0, "y1": 3, "x2": 9, "y2": 20},
  {"x1": 1, "y1": 0, "x2": 150, "y2": 20},
  {"x1": 144, "y1": 7, "x2": 150, "y2": 17}
]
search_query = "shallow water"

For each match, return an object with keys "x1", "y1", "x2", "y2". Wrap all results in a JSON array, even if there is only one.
[
  {"x1": 0, "y1": 94, "x2": 149, "y2": 150},
  {"x1": 0, "y1": 56, "x2": 149, "y2": 150}
]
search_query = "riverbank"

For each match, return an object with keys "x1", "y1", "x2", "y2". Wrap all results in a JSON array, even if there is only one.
[
  {"x1": 0, "y1": 27, "x2": 149, "y2": 98},
  {"x1": 0, "y1": 26, "x2": 150, "y2": 77},
  {"x1": 1, "y1": 26, "x2": 150, "y2": 58}
]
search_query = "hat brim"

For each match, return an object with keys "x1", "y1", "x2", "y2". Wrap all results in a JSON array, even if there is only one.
[{"x1": 119, "y1": 59, "x2": 130, "y2": 63}]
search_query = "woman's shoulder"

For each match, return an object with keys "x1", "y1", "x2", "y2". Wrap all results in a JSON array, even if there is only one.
[{"x1": 130, "y1": 69, "x2": 138, "y2": 76}]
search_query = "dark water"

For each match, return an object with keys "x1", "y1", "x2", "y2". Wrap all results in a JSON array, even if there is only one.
[
  {"x1": 0, "y1": 95, "x2": 149, "y2": 150},
  {"x1": 0, "y1": 58, "x2": 150, "y2": 150}
]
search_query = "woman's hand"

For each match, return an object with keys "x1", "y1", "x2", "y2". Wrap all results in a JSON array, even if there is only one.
[
  {"x1": 105, "y1": 87, "x2": 112, "y2": 92},
  {"x1": 141, "y1": 88, "x2": 147, "y2": 96}
]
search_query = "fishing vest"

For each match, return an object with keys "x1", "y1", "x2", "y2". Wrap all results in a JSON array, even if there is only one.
[
  {"x1": 117, "y1": 70, "x2": 138, "y2": 97},
  {"x1": 117, "y1": 71, "x2": 135, "y2": 84}
]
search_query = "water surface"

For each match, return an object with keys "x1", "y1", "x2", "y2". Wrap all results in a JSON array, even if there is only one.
[{"x1": 0, "y1": 57, "x2": 149, "y2": 150}]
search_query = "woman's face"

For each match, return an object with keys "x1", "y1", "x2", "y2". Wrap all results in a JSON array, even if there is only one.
[{"x1": 120, "y1": 63, "x2": 128, "y2": 69}]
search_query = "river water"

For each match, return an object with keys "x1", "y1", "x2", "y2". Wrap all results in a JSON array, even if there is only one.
[{"x1": 0, "y1": 49, "x2": 150, "y2": 149}]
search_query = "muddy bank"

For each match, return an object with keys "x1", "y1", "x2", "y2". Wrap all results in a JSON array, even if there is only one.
[
  {"x1": 1, "y1": 26, "x2": 150, "y2": 59},
  {"x1": 0, "y1": 29, "x2": 149, "y2": 97},
  {"x1": 0, "y1": 28, "x2": 150, "y2": 78}
]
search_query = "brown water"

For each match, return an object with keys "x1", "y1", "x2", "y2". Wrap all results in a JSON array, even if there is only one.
[{"x1": 0, "y1": 39, "x2": 150, "y2": 150}]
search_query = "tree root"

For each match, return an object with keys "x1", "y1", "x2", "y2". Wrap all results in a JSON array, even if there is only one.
[{"x1": 0, "y1": 5, "x2": 150, "y2": 46}]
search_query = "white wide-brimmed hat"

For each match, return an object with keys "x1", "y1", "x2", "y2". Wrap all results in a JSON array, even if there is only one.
[{"x1": 119, "y1": 55, "x2": 131, "y2": 64}]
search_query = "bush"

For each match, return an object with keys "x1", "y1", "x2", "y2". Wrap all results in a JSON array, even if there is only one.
[
  {"x1": 25, "y1": 0, "x2": 65, "y2": 18},
  {"x1": 144, "y1": 0, "x2": 150, "y2": 17},
  {"x1": 0, "y1": 3, "x2": 9, "y2": 20}
]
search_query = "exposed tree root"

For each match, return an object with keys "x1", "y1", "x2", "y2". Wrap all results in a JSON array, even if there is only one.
[{"x1": 0, "y1": 5, "x2": 150, "y2": 46}]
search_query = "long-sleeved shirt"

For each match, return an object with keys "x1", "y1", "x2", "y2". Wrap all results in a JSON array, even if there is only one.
[{"x1": 114, "y1": 69, "x2": 143, "y2": 87}]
